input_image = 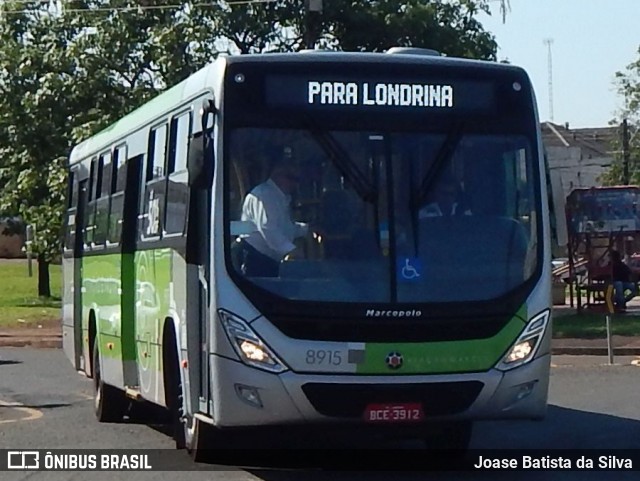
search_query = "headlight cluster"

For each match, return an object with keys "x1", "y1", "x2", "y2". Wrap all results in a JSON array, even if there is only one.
[
  {"x1": 218, "y1": 310, "x2": 288, "y2": 373},
  {"x1": 497, "y1": 309, "x2": 550, "y2": 371}
]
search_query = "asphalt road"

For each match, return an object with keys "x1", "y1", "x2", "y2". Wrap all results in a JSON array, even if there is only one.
[{"x1": 1, "y1": 348, "x2": 640, "y2": 480}]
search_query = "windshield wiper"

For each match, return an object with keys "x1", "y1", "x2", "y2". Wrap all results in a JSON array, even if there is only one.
[
  {"x1": 304, "y1": 116, "x2": 377, "y2": 203},
  {"x1": 414, "y1": 121, "x2": 465, "y2": 209},
  {"x1": 408, "y1": 121, "x2": 464, "y2": 254}
]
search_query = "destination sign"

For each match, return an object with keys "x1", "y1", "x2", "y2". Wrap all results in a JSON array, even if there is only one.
[
  {"x1": 265, "y1": 75, "x2": 496, "y2": 112},
  {"x1": 308, "y1": 81, "x2": 453, "y2": 108}
]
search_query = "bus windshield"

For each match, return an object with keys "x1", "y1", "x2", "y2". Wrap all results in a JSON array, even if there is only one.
[{"x1": 226, "y1": 126, "x2": 539, "y2": 304}]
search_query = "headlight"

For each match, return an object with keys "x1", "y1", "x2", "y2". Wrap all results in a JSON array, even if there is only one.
[
  {"x1": 218, "y1": 310, "x2": 288, "y2": 373},
  {"x1": 496, "y1": 309, "x2": 550, "y2": 371}
]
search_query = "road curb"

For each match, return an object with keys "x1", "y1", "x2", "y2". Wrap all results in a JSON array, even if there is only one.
[{"x1": 0, "y1": 337, "x2": 62, "y2": 349}]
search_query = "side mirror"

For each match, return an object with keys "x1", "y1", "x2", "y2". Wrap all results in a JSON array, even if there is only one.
[{"x1": 188, "y1": 99, "x2": 216, "y2": 189}]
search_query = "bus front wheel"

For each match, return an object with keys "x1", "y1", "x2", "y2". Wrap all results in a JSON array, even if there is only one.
[
  {"x1": 166, "y1": 343, "x2": 217, "y2": 461},
  {"x1": 184, "y1": 415, "x2": 218, "y2": 463}
]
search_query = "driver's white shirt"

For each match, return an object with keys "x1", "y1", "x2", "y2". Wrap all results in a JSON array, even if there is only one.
[{"x1": 240, "y1": 178, "x2": 308, "y2": 261}]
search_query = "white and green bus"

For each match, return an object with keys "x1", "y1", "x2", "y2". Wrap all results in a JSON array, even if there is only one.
[{"x1": 63, "y1": 48, "x2": 552, "y2": 457}]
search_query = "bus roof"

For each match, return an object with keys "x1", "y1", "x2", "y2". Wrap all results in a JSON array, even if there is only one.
[
  {"x1": 68, "y1": 51, "x2": 525, "y2": 165},
  {"x1": 224, "y1": 50, "x2": 522, "y2": 73}
]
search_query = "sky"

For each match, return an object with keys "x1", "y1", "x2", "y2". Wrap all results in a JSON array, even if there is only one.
[{"x1": 478, "y1": 0, "x2": 639, "y2": 129}]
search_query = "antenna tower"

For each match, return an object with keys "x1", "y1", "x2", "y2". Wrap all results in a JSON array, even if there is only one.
[{"x1": 544, "y1": 38, "x2": 554, "y2": 122}]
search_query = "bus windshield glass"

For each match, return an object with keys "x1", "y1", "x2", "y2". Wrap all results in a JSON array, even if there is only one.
[{"x1": 226, "y1": 127, "x2": 539, "y2": 304}]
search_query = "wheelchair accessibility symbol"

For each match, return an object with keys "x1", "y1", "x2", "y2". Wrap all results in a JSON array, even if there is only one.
[{"x1": 397, "y1": 257, "x2": 422, "y2": 282}]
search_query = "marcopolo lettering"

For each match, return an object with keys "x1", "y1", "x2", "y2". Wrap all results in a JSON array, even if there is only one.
[
  {"x1": 308, "y1": 81, "x2": 454, "y2": 108},
  {"x1": 365, "y1": 309, "x2": 423, "y2": 318}
]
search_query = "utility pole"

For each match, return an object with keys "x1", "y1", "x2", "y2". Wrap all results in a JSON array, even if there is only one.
[
  {"x1": 622, "y1": 118, "x2": 630, "y2": 185},
  {"x1": 304, "y1": 0, "x2": 323, "y2": 50},
  {"x1": 543, "y1": 38, "x2": 554, "y2": 122}
]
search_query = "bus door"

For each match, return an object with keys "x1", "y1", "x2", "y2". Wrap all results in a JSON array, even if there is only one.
[
  {"x1": 121, "y1": 154, "x2": 143, "y2": 388},
  {"x1": 186, "y1": 107, "x2": 215, "y2": 414},
  {"x1": 73, "y1": 179, "x2": 88, "y2": 372},
  {"x1": 185, "y1": 242, "x2": 210, "y2": 414},
  {"x1": 186, "y1": 174, "x2": 211, "y2": 413}
]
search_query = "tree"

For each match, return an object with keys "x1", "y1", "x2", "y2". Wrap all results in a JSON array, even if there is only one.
[
  {"x1": 0, "y1": 0, "x2": 190, "y2": 296},
  {"x1": 209, "y1": 0, "x2": 506, "y2": 58},
  {"x1": 312, "y1": 0, "x2": 500, "y2": 59},
  {"x1": 0, "y1": 2, "x2": 84, "y2": 296},
  {"x1": 599, "y1": 45, "x2": 640, "y2": 186}
]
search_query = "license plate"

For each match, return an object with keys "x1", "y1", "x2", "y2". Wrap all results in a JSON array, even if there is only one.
[{"x1": 364, "y1": 403, "x2": 424, "y2": 423}]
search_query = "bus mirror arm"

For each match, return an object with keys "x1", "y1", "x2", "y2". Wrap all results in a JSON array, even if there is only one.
[{"x1": 187, "y1": 99, "x2": 216, "y2": 189}]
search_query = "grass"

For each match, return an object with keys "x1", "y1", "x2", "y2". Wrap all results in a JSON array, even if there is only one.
[
  {"x1": 552, "y1": 312, "x2": 640, "y2": 338},
  {"x1": 0, "y1": 259, "x2": 62, "y2": 328}
]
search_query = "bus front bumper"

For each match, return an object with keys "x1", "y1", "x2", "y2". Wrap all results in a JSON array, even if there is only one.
[{"x1": 210, "y1": 353, "x2": 550, "y2": 428}]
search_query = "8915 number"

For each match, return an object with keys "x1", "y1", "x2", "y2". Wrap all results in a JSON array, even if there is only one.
[{"x1": 305, "y1": 349, "x2": 343, "y2": 366}]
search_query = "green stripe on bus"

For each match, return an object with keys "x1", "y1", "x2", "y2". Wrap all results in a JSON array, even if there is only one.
[{"x1": 357, "y1": 315, "x2": 526, "y2": 375}]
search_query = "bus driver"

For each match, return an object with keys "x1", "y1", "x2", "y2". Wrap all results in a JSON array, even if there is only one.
[
  {"x1": 419, "y1": 173, "x2": 472, "y2": 218},
  {"x1": 235, "y1": 158, "x2": 309, "y2": 277}
]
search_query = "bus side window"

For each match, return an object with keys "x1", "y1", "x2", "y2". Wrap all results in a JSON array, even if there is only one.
[
  {"x1": 165, "y1": 112, "x2": 191, "y2": 236},
  {"x1": 108, "y1": 145, "x2": 125, "y2": 246},
  {"x1": 87, "y1": 158, "x2": 95, "y2": 203},
  {"x1": 142, "y1": 124, "x2": 168, "y2": 240},
  {"x1": 84, "y1": 158, "x2": 98, "y2": 249},
  {"x1": 101, "y1": 152, "x2": 112, "y2": 198},
  {"x1": 147, "y1": 124, "x2": 168, "y2": 181},
  {"x1": 93, "y1": 151, "x2": 111, "y2": 247},
  {"x1": 64, "y1": 171, "x2": 78, "y2": 252},
  {"x1": 187, "y1": 96, "x2": 215, "y2": 190},
  {"x1": 67, "y1": 170, "x2": 77, "y2": 209},
  {"x1": 167, "y1": 112, "x2": 190, "y2": 175},
  {"x1": 95, "y1": 155, "x2": 104, "y2": 201},
  {"x1": 115, "y1": 145, "x2": 128, "y2": 192}
]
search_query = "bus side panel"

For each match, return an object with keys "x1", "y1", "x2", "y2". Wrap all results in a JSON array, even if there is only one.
[
  {"x1": 121, "y1": 251, "x2": 137, "y2": 383},
  {"x1": 83, "y1": 253, "x2": 124, "y2": 389},
  {"x1": 135, "y1": 247, "x2": 172, "y2": 406},
  {"x1": 61, "y1": 255, "x2": 76, "y2": 366}
]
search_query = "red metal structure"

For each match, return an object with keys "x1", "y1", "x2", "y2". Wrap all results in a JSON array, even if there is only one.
[{"x1": 565, "y1": 186, "x2": 640, "y2": 311}]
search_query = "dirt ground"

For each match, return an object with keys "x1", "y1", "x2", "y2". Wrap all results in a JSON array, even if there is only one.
[{"x1": 0, "y1": 318, "x2": 61, "y2": 348}]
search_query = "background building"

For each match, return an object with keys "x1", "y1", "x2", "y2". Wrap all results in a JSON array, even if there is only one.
[{"x1": 543, "y1": 122, "x2": 618, "y2": 199}]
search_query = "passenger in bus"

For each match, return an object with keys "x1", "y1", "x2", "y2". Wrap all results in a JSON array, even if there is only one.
[
  {"x1": 235, "y1": 158, "x2": 309, "y2": 277},
  {"x1": 419, "y1": 174, "x2": 471, "y2": 218},
  {"x1": 609, "y1": 250, "x2": 639, "y2": 312}
]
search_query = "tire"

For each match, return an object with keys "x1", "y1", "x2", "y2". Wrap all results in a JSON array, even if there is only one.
[
  {"x1": 93, "y1": 341, "x2": 128, "y2": 423},
  {"x1": 165, "y1": 338, "x2": 218, "y2": 461},
  {"x1": 423, "y1": 421, "x2": 473, "y2": 451},
  {"x1": 185, "y1": 415, "x2": 217, "y2": 463},
  {"x1": 165, "y1": 341, "x2": 186, "y2": 449}
]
